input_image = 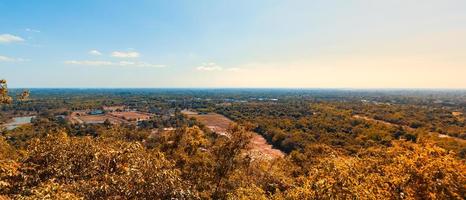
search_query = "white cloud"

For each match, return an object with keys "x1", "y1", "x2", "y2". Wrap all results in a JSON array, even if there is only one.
[
  {"x1": 89, "y1": 50, "x2": 102, "y2": 56},
  {"x1": 196, "y1": 62, "x2": 223, "y2": 71},
  {"x1": 0, "y1": 34, "x2": 25, "y2": 43},
  {"x1": 25, "y1": 28, "x2": 40, "y2": 33},
  {"x1": 0, "y1": 55, "x2": 27, "y2": 62},
  {"x1": 64, "y1": 60, "x2": 113, "y2": 66},
  {"x1": 111, "y1": 51, "x2": 140, "y2": 58},
  {"x1": 195, "y1": 63, "x2": 242, "y2": 72},
  {"x1": 64, "y1": 60, "x2": 165, "y2": 68},
  {"x1": 117, "y1": 61, "x2": 165, "y2": 68}
]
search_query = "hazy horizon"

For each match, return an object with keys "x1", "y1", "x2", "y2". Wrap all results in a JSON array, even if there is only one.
[
  {"x1": 8, "y1": 87, "x2": 466, "y2": 92},
  {"x1": 1, "y1": 0, "x2": 466, "y2": 88}
]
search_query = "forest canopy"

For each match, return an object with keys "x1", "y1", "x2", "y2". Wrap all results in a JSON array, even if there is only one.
[{"x1": 0, "y1": 88, "x2": 465, "y2": 199}]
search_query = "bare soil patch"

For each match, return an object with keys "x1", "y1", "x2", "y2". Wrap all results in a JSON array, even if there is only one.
[
  {"x1": 182, "y1": 110, "x2": 284, "y2": 159},
  {"x1": 184, "y1": 112, "x2": 232, "y2": 135},
  {"x1": 76, "y1": 114, "x2": 128, "y2": 124},
  {"x1": 452, "y1": 112, "x2": 463, "y2": 117},
  {"x1": 110, "y1": 111, "x2": 152, "y2": 121}
]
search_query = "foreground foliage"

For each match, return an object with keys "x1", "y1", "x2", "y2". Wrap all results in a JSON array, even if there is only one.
[
  {"x1": 1, "y1": 132, "x2": 195, "y2": 199},
  {"x1": 1, "y1": 126, "x2": 464, "y2": 199}
]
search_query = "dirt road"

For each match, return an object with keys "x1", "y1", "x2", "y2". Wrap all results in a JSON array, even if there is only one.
[
  {"x1": 183, "y1": 111, "x2": 285, "y2": 159},
  {"x1": 352, "y1": 115, "x2": 465, "y2": 142}
]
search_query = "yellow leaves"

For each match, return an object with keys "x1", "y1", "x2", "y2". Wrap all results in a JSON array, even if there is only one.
[
  {"x1": 0, "y1": 160, "x2": 20, "y2": 194},
  {"x1": 0, "y1": 79, "x2": 11, "y2": 104},
  {"x1": 20, "y1": 181, "x2": 83, "y2": 200},
  {"x1": 0, "y1": 132, "x2": 197, "y2": 199},
  {"x1": 17, "y1": 90, "x2": 29, "y2": 102},
  {"x1": 0, "y1": 137, "x2": 17, "y2": 161},
  {"x1": 227, "y1": 184, "x2": 268, "y2": 200},
  {"x1": 1, "y1": 116, "x2": 464, "y2": 199},
  {"x1": 283, "y1": 141, "x2": 465, "y2": 199}
]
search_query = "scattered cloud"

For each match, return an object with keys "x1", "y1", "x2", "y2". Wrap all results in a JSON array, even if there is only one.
[
  {"x1": 89, "y1": 50, "x2": 102, "y2": 56},
  {"x1": 64, "y1": 60, "x2": 165, "y2": 68},
  {"x1": 0, "y1": 34, "x2": 25, "y2": 43},
  {"x1": 196, "y1": 62, "x2": 222, "y2": 71},
  {"x1": 65, "y1": 60, "x2": 113, "y2": 66},
  {"x1": 111, "y1": 51, "x2": 140, "y2": 58},
  {"x1": 25, "y1": 28, "x2": 40, "y2": 33},
  {"x1": 0, "y1": 55, "x2": 27, "y2": 62},
  {"x1": 196, "y1": 63, "x2": 242, "y2": 72}
]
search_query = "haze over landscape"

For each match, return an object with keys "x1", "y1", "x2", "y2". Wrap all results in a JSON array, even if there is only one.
[
  {"x1": 1, "y1": 0, "x2": 466, "y2": 88},
  {"x1": 1, "y1": 1, "x2": 466, "y2": 199}
]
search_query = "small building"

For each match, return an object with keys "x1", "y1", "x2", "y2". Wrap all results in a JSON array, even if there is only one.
[{"x1": 89, "y1": 110, "x2": 104, "y2": 115}]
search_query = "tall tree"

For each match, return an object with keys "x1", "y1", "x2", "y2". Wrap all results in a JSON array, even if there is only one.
[
  {"x1": 17, "y1": 89, "x2": 30, "y2": 102},
  {"x1": 212, "y1": 125, "x2": 252, "y2": 199},
  {"x1": 0, "y1": 79, "x2": 12, "y2": 104}
]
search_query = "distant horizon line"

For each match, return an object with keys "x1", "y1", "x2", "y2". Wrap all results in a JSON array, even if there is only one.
[{"x1": 9, "y1": 87, "x2": 466, "y2": 91}]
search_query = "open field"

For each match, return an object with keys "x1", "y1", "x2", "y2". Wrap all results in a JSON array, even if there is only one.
[
  {"x1": 183, "y1": 112, "x2": 232, "y2": 136},
  {"x1": 109, "y1": 111, "x2": 152, "y2": 121},
  {"x1": 72, "y1": 114, "x2": 128, "y2": 124},
  {"x1": 69, "y1": 110, "x2": 152, "y2": 125},
  {"x1": 182, "y1": 110, "x2": 284, "y2": 159}
]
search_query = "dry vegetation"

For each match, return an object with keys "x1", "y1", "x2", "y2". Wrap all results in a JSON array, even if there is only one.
[
  {"x1": 182, "y1": 111, "x2": 284, "y2": 159},
  {"x1": 0, "y1": 82, "x2": 465, "y2": 199}
]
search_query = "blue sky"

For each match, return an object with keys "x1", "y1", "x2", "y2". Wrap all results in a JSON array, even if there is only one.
[{"x1": 1, "y1": 0, "x2": 465, "y2": 88}]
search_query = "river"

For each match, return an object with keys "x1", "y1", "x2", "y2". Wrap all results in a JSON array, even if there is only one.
[{"x1": 2, "y1": 116, "x2": 35, "y2": 130}]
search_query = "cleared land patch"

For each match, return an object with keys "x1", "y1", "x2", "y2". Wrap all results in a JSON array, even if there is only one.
[
  {"x1": 69, "y1": 110, "x2": 152, "y2": 125},
  {"x1": 72, "y1": 114, "x2": 127, "y2": 124},
  {"x1": 452, "y1": 111, "x2": 464, "y2": 122},
  {"x1": 452, "y1": 112, "x2": 463, "y2": 117},
  {"x1": 182, "y1": 110, "x2": 284, "y2": 159},
  {"x1": 183, "y1": 112, "x2": 231, "y2": 136},
  {"x1": 109, "y1": 111, "x2": 152, "y2": 121}
]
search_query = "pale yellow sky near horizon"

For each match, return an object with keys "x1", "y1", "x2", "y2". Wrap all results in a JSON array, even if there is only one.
[
  {"x1": 2, "y1": 0, "x2": 466, "y2": 88},
  {"x1": 186, "y1": 29, "x2": 466, "y2": 88}
]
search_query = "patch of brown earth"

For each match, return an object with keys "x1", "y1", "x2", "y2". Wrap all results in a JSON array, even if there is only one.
[{"x1": 182, "y1": 110, "x2": 284, "y2": 159}]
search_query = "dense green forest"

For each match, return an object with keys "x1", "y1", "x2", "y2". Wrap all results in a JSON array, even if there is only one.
[{"x1": 1, "y1": 84, "x2": 465, "y2": 199}]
